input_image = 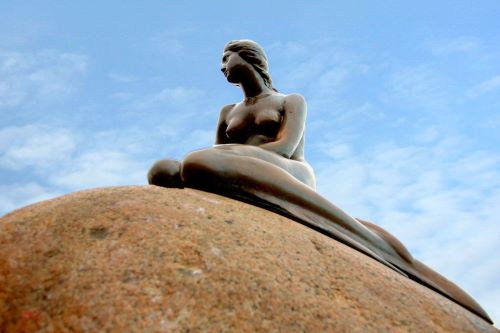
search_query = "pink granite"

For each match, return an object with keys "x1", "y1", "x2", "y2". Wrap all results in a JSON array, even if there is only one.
[{"x1": 0, "y1": 186, "x2": 497, "y2": 332}]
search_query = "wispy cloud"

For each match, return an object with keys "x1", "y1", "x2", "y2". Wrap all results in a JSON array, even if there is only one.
[
  {"x1": 425, "y1": 36, "x2": 481, "y2": 55},
  {"x1": 383, "y1": 65, "x2": 451, "y2": 111},
  {"x1": 282, "y1": 37, "x2": 500, "y2": 321},
  {"x1": 0, "y1": 50, "x2": 87, "y2": 108},
  {"x1": 51, "y1": 150, "x2": 147, "y2": 190},
  {"x1": 269, "y1": 39, "x2": 361, "y2": 98},
  {"x1": 1, "y1": 33, "x2": 498, "y2": 323},
  {"x1": 0, "y1": 182, "x2": 62, "y2": 215},
  {"x1": 0, "y1": 124, "x2": 151, "y2": 213},
  {"x1": 267, "y1": 39, "x2": 376, "y2": 132},
  {"x1": 150, "y1": 25, "x2": 198, "y2": 56},
  {"x1": 109, "y1": 84, "x2": 216, "y2": 149},
  {"x1": 131, "y1": 86, "x2": 204, "y2": 111},
  {"x1": 314, "y1": 131, "x2": 500, "y2": 318},
  {"x1": 0, "y1": 116, "x2": 215, "y2": 213},
  {"x1": 466, "y1": 75, "x2": 500, "y2": 98},
  {"x1": 0, "y1": 125, "x2": 76, "y2": 170}
]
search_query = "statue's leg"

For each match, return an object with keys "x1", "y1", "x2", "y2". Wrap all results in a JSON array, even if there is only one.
[
  {"x1": 161, "y1": 145, "x2": 489, "y2": 321},
  {"x1": 179, "y1": 145, "x2": 401, "y2": 261},
  {"x1": 146, "y1": 146, "x2": 399, "y2": 263},
  {"x1": 206, "y1": 144, "x2": 316, "y2": 188},
  {"x1": 356, "y1": 218, "x2": 413, "y2": 263},
  {"x1": 148, "y1": 159, "x2": 184, "y2": 188}
]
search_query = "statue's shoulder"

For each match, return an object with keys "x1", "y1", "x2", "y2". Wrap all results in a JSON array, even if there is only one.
[
  {"x1": 220, "y1": 103, "x2": 236, "y2": 115},
  {"x1": 284, "y1": 93, "x2": 305, "y2": 103},
  {"x1": 283, "y1": 93, "x2": 306, "y2": 112},
  {"x1": 217, "y1": 103, "x2": 237, "y2": 124}
]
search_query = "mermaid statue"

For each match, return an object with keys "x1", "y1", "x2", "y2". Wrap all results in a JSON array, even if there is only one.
[{"x1": 148, "y1": 39, "x2": 491, "y2": 323}]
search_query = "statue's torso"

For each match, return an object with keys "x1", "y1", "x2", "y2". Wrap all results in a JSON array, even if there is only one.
[
  {"x1": 225, "y1": 94, "x2": 284, "y2": 145},
  {"x1": 222, "y1": 93, "x2": 306, "y2": 161}
]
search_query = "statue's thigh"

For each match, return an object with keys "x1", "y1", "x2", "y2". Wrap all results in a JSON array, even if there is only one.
[
  {"x1": 212, "y1": 144, "x2": 287, "y2": 166},
  {"x1": 212, "y1": 145, "x2": 315, "y2": 188}
]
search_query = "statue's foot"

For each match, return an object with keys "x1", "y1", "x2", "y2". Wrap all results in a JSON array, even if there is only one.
[{"x1": 148, "y1": 159, "x2": 184, "y2": 188}]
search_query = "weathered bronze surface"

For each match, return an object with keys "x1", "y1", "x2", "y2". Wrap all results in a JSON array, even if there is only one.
[{"x1": 148, "y1": 40, "x2": 492, "y2": 323}]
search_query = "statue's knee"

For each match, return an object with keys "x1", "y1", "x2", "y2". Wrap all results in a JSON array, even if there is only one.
[
  {"x1": 148, "y1": 159, "x2": 183, "y2": 188},
  {"x1": 181, "y1": 149, "x2": 228, "y2": 184},
  {"x1": 182, "y1": 150, "x2": 208, "y2": 165},
  {"x1": 183, "y1": 149, "x2": 221, "y2": 171},
  {"x1": 304, "y1": 176, "x2": 316, "y2": 190}
]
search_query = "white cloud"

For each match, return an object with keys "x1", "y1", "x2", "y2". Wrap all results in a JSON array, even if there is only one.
[
  {"x1": 51, "y1": 150, "x2": 148, "y2": 190},
  {"x1": 0, "y1": 124, "x2": 151, "y2": 212},
  {"x1": 0, "y1": 182, "x2": 62, "y2": 216},
  {"x1": 0, "y1": 125, "x2": 76, "y2": 170},
  {"x1": 0, "y1": 49, "x2": 87, "y2": 108}
]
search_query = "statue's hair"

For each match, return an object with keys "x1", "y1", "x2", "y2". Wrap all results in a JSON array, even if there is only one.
[{"x1": 224, "y1": 39, "x2": 277, "y2": 91}]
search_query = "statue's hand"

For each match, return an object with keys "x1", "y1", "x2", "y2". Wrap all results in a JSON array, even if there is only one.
[
  {"x1": 259, "y1": 142, "x2": 291, "y2": 158},
  {"x1": 245, "y1": 134, "x2": 274, "y2": 146}
]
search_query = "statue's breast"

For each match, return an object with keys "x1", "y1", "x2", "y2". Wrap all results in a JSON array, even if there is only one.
[
  {"x1": 254, "y1": 108, "x2": 282, "y2": 137},
  {"x1": 225, "y1": 99, "x2": 283, "y2": 143},
  {"x1": 226, "y1": 110, "x2": 250, "y2": 142}
]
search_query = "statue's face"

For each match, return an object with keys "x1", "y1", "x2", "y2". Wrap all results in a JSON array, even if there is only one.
[{"x1": 221, "y1": 50, "x2": 247, "y2": 84}]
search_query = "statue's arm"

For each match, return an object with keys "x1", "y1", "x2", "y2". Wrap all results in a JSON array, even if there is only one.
[
  {"x1": 215, "y1": 104, "x2": 234, "y2": 144},
  {"x1": 259, "y1": 93, "x2": 306, "y2": 158}
]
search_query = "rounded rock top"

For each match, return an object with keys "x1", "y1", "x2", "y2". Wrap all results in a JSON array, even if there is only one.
[{"x1": 0, "y1": 186, "x2": 497, "y2": 332}]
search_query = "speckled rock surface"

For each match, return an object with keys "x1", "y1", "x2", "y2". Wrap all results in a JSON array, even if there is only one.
[{"x1": 0, "y1": 186, "x2": 497, "y2": 332}]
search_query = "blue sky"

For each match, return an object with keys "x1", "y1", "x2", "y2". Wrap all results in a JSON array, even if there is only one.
[{"x1": 1, "y1": 0, "x2": 499, "y2": 324}]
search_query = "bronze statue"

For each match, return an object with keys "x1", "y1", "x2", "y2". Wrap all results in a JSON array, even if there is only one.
[{"x1": 148, "y1": 40, "x2": 492, "y2": 323}]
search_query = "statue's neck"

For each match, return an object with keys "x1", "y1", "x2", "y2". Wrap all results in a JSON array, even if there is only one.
[{"x1": 239, "y1": 68, "x2": 271, "y2": 99}]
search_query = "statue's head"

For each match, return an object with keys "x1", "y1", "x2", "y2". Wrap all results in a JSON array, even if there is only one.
[{"x1": 223, "y1": 39, "x2": 274, "y2": 90}]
